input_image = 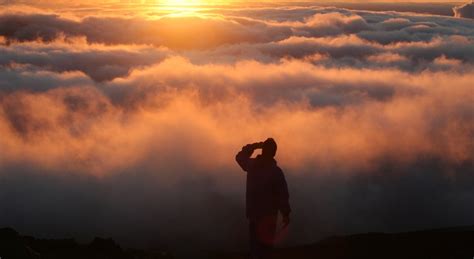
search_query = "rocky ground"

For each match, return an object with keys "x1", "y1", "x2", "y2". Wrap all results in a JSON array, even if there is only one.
[
  {"x1": 0, "y1": 227, "x2": 173, "y2": 259},
  {"x1": 2, "y1": 226, "x2": 474, "y2": 259}
]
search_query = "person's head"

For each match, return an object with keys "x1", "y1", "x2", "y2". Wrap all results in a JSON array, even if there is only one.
[{"x1": 262, "y1": 138, "x2": 277, "y2": 158}]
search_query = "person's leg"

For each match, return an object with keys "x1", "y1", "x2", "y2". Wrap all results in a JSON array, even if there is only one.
[
  {"x1": 265, "y1": 214, "x2": 278, "y2": 259},
  {"x1": 249, "y1": 218, "x2": 259, "y2": 259},
  {"x1": 256, "y1": 214, "x2": 278, "y2": 259}
]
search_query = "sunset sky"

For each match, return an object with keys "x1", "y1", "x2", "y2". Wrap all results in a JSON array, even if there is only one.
[{"x1": 0, "y1": 0, "x2": 473, "y2": 256}]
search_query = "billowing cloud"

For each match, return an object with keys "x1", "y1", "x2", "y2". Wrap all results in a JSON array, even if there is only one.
[
  {"x1": 454, "y1": 1, "x2": 474, "y2": 19},
  {"x1": 0, "y1": 39, "x2": 170, "y2": 82},
  {"x1": 1, "y1": 6, "x2": 473, "y2": 50},
  {"x1": 0, "y1": 3, "x2": 473, "y2": 257},
  {"x1": 0, "y1": 11, "x2": 292, "y2": 49}
]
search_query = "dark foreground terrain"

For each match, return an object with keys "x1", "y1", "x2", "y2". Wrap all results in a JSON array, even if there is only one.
[
  {"x1": 0, "y1": 227, "x2": 173, "y2": 259},
  {"x1": 210, "y1": 226, "x2": 474, "y2": 259},
  {"x1": 2, "y1": 226, "x2": 474, "y2": 259}
]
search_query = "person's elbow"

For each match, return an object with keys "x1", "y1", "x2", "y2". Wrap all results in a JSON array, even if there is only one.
[
  {"x1": 235, "y1": 152, "x2": 244, "y2": 164},
  {"x1": 235, "y1": 155, "x2": 250, "y2": 172},
  {"x1": 235, "y1": 154, "x2": 241, "y2": 164}
]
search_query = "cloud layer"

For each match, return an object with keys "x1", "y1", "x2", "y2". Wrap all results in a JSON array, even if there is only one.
[{"x1": 0, "y1": 3, "x2": 473, "y2": 256}]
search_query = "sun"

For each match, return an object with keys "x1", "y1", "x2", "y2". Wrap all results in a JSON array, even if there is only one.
[
  {"x1": 161, "y1": 0, "x2": 206, "y2": 6},
  {"x1": 155, "y1": 0, "x2": 230, "y2": 13}
]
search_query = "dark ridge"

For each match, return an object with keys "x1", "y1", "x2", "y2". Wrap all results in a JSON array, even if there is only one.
[{"x1": 0, "y1": 227, "x2": 174, "y2": 259}]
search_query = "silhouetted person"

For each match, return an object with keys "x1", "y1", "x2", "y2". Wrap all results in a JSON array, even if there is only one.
[{"x1": 236, "y1": 138, "x2": 291, "y2": 259}]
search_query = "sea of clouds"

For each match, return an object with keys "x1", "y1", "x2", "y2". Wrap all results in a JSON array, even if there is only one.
[{"x1": 0, "y1": 2, "x2": 473, "y2": 254}]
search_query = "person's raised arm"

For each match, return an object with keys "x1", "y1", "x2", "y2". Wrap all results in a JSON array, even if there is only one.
[{"x1": 235, "y1": 142, "x2": 262, "y2": 172}]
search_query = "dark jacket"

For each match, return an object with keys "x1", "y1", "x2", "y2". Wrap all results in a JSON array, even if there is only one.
[{"x1": 236, "y1": 144, "x2": 291, "y2": 218}]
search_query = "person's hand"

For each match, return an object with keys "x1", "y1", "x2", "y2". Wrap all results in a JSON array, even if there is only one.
[{"x1": 282, "y1": 214, "x2": 290, "y2": 227}]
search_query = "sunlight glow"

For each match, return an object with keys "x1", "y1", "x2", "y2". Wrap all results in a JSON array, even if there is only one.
[
  {"x1": 160, "y1": 0, "x2": 223, "y2": 6},
  {"x1": 142, "y1": 0, "x2": 229, "y2": 15},
  {"x1": 162, "y1": 0, "x2": 202, "y2": 5}
]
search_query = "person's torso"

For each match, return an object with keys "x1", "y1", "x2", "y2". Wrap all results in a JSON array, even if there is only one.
[{"x1": 246, "y1": 156, "x2": 281, "y2": 216}]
